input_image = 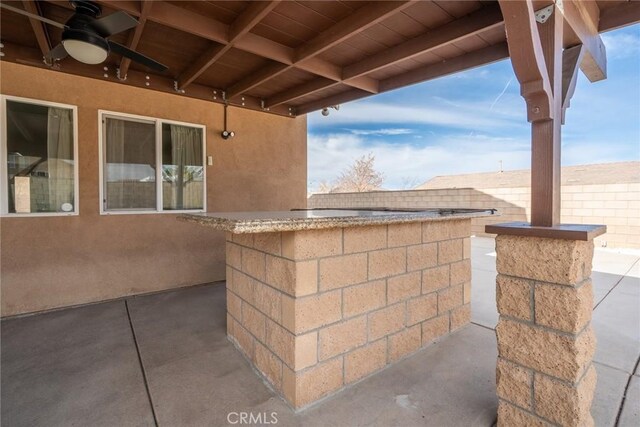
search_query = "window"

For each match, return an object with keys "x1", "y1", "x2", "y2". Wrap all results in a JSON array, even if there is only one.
[
  {"x1": 100, "y1": 112, "x2": 205, "y2": 213},
  {"x1": 1, "y1": 96, "x2": 78, "y2": 216}
]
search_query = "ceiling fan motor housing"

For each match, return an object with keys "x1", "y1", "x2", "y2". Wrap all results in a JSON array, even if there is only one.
[{"x1": 70, "y1": 1, "x2": 102, "y2": 18}]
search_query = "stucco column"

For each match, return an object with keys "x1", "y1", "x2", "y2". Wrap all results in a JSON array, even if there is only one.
[{"x1": 489, "y1": 225, "x2": 604, "y2": 427}]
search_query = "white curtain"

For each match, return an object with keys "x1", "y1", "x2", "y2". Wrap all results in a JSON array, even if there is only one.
[
  {"x1": 168, "y1": 125, "x2": 202, "y2": 209},
  {"x1": 105, "y1": 118, "x2": 126, "y2": 209},
  {"x1": 170, "y1": 125, "x2": 200, "y2": 168},
  {"x1": 47, "y1": 107, "x2": 73, "y2": 212}
]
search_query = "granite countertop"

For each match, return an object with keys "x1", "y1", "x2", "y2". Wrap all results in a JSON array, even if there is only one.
[{"x1": 179, "y1": 208, "x2": 496, "y2": 233}]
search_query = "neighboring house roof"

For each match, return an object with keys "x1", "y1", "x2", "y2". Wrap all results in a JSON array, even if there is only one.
[{"x1": 417, "y1": 161, "x2": 640, "y2": 189}]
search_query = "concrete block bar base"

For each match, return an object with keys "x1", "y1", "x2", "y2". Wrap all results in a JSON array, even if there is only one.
[
  {"x1": 488, "y1": 223, "x2": 606, "y2": 427},
  {"x1": 181, "y1": 209, "x2": 492, "y2": 409}
]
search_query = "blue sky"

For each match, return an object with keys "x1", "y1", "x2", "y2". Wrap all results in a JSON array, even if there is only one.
[{"x1": 307, "y1": 24, "x2": 640, "y2": 192}]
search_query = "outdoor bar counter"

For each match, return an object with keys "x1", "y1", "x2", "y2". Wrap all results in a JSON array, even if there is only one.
[{"x1": 181, "y1": 208, "x2": 494, "y2": 409}]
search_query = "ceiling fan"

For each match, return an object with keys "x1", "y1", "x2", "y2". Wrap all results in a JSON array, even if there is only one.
[{"x1": 1, "y1": 0, "x2": 167, "y2": 72}]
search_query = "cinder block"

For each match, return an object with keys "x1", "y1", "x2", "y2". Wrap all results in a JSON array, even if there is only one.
[
  {"x1": 388, "y1": 222, "x2": 421, "y2": 247},
  {"x1": 535, "y1": 281, "x2": 593, "y2": 333},
  {"x1": 450, "y1": 304, "x2": 470, "y2": 330},
  {"x1": 496, "y1": 236, "x2": 593, "y2": 285},
  {"x1": 368, "y1": 303, "x2": 405, "y2": 340},
  {"x1": 422, "y1": 265, "x2": 450, "y2": 293},
  {"x1": 496, "y1": 275, "x2": 532, "y2": 321},
  {"x1": 319, "y1": 253, "x2": 368, "y2": 290},
  {"x1": 253, "y1": 232, "x2": 282, "y2": 256},
  {"x1": 226, "y1": 242, "x2": 242, "y2": 269},
  {"x1": 281, "y1": 291, "x2": 342, "y2": 334},
  {"x1": 450, "y1": 259, "x2": 471, "y2": 285},
  {"x1": 282, "y1": 228, "x2": 342, "y2": 260},
  {"x1": 407, "y1": 293, "x2": 438, "y2": 325},
  {"x1": 407, "y1": 243, "x2": 437, "y2": 271},
  {"x1": 282, "y1": 357, "x2": 343, "y2": 408},
  {"x1": 318, "y1": 316, "x2": 367, "y2": 360},
  {"x1": 388, "y1": 325, "x2": 421, "y2": 362},
  {"x1": 343, "y1": 280, "x2": 386, "y2": 318},
  {"x1": 497, "y1": 358, "x2": 533, "y2": 410},
  {"x1": 534, "y1": 365, "x2": 597, "y2": 426},
  {"x1": 344, "y1": 225, "x2": 387, "y2": 254},
  {"x1": 242, "y1": 303, "x2": 266, "y2": 341},
  {"x1": 344, "y1": 339, "x2": 387, "y2": 384},
  {"x1": 438, "y1": 239, "x2": 463, "y2": 264},
  {"x1": 387, "y1": 271, "x2": 421, "y2": 303},
  {"x1": 421, "y1": 313, "x2": 449, "y2": 344},
  {"x1": 496, "y1": 318, "x2": 596, "y2": 382},
  {"x1": 368, "y1": 247, "x2": 407, "y2": 280},
  {"x1": 497, "y1": 401, "x2": 546, "y2": 427},
  {"x1": 255, "y1": 342, "x2": 283, "y2": 390},
  {"x1": 242, "y1": 247, "x2": 266, "y2": 281},
  {"x1": 438, "y1": 284, "x2": 463, "y2": 313}
]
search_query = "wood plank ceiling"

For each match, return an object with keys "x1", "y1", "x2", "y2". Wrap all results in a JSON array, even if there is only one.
[{"x1": 0, "y1": 0, "x2": 638, "y2": 117}]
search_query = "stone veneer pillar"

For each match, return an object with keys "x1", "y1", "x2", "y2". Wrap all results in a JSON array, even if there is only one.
[
  {"x1": 225, "y1": 218, "x2": 473, "y2": 410},
  {"x1": 492, "y1": 229, "x2": 604, "y2": 427}
]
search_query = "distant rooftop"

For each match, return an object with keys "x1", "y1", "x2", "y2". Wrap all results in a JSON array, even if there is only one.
[{"x1": 417, "y1": 161, "x2": 640, "y2": 189}]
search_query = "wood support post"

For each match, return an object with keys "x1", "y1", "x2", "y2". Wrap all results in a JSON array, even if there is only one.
[
  {"x1": 531, "y1": 7, "x2": 563, "y2": 227},
  {"x1": 500, "y1": 0, "x2": 607, "y2": 227}
]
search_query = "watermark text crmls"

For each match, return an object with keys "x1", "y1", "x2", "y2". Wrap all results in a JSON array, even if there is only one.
[{"x1": 227, "y1": 411, "x2": 278, "y2": 425}]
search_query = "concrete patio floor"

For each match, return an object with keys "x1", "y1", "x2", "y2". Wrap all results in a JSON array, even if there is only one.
[{"x1": 2, "y1": 237, "x2": 638, "y2": 427}]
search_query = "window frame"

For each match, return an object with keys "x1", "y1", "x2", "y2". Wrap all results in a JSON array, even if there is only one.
[
  {"x1": 0, "y1": 95, "x2": 80, "y2": 217},
  {"x1": 98, "y1": 110, "x2": 207, "y2": 215}
]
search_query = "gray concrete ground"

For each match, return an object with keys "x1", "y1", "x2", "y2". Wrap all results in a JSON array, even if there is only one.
[{"x1": 1, "y1": 237, "x2": 638, "y2": 427}]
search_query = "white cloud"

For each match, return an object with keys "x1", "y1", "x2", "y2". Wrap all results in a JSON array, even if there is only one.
[
  {"x1": 307, "y1": 132, "x2": 531, "y2": 191},
  {"x1": 310, "y1": 99, "x2": 522, "y2": 131},
  {"x1": 307, "y1": 131, "x2": 639, "y2": 192},
  {"x1": 348, "y1": 128, "x2": 413, "y2": 136},
  {"x1": 602, "y1": 30, "x2": 640, "y2": 59}
]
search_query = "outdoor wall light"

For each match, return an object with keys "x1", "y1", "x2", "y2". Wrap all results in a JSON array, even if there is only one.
[
  {"x1": 61, "y1": 29, "x2": 108, "y2": 64},
  {"x1": 321, "y1": 105, "x2": 340, "y2": 116}
]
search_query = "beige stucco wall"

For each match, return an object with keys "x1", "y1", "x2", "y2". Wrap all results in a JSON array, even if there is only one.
[
  {"x1": 0, "y1": 62, "x2": 307, "y2": 316},
  {"x1": 308, "y1": 185, "x2": 640, "y2": 249}
]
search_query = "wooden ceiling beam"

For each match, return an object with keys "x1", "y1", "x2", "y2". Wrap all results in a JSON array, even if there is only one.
[
  {"x1": 177, "y1": 1, "x2": 280, "y2": 90},
  {"x1": 94, "y1": 0, "x2": 380, "y2": 95},
  {"x1": 295, "y1": 1, "x2": 415, "y2": 62},
  {"x1": 228, "y1": 0, "x2": 280, "y2": 42},
  {"x1": 379, "y1": 42, "x2": 509, "y2": 92},
  {"x1": 118, "y1": 0, "x2": 153, "y2": 80},
  {"x1": 22, "y1": 0, "x2": 52, "y2": 57},
  {"x1": 557, "y1": 0, "x2": 606, "y2": 82},
  {"x1": 295, "y1": 42, "x2": 510, "y2": 115},
  {"x1": 269, "y1": 4, "x2": 504, "y2": 111},
  {"x1": 227, "y1": 62, "x2": 290, "y2": 98},
  {"x1": 226, "y1": 1, "x2": 412, "y2": 99},
  {"x1": 1, "y1": 41, "x2": 297, "y2": 118},
  {"x1": 598, "y1": 1, "x2": 640, "y2": 32},
  {"x1": 343, "y1": 3, "x2": 504, "y2": 80},
  {"x1": 295, "y1": 89, "x2": 373, "y2": 116},
  {"x1": 266, "y1": 78, "x2": 338, "y2": 108}
]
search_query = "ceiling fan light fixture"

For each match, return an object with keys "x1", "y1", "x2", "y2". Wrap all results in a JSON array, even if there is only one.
[{"x1": 61, "y1": 29, "x2": 108, "y2": 64}]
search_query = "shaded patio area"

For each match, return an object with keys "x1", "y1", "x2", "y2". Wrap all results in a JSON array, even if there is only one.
[{"x1": 2, "y1": 237, "x2": 638, "y2": 427}]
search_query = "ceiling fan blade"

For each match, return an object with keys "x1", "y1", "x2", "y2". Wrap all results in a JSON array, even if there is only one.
[
  {"x1": 108, "y1": 41, "x2": 168, "y2": 72},
  {"x1": 0, "y1": 2, "x2": 66, "y2": 29},
  {"x1": 47, "y1": 43, "x2": 68, "y2": 61},
  {"x1": 93, "y1": 11, "x2": 138, "y2": 37}
]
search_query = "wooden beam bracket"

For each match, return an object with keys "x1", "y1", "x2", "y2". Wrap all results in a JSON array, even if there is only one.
[
  {"x1": 556, "y1": 0, "x2": 607, "y2": 82},
  {"x1": 499, "y1": 0, "x2": 554, "y2": 123},
  {"x1": 561, "y1": 44, "x2": 585, "y2": 123}
]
